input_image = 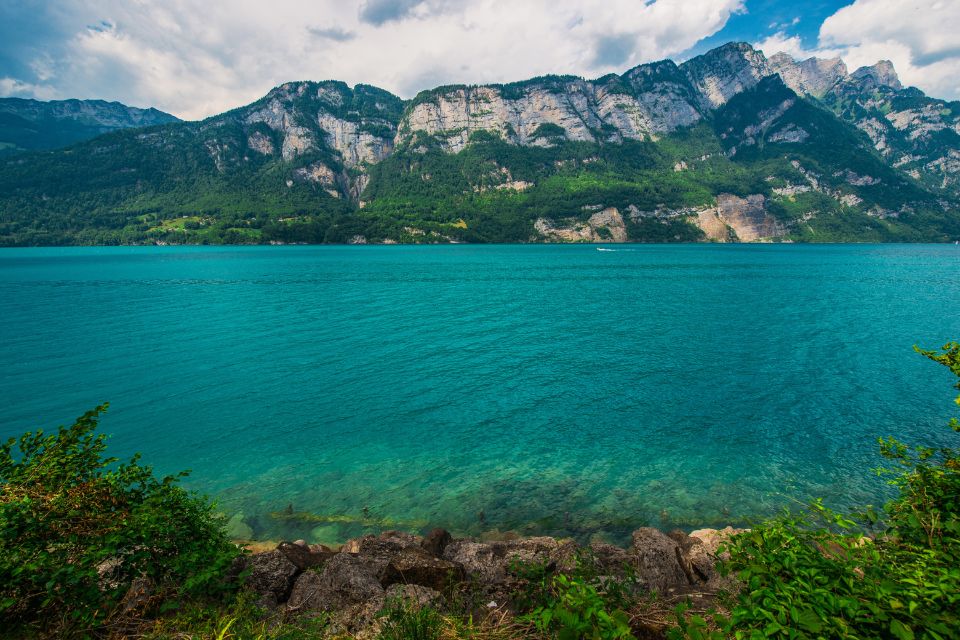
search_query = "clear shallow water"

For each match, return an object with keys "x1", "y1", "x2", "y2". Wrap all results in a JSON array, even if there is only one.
[{"x1": 1, "y1": 244, "x2": 959, "y2": 545}]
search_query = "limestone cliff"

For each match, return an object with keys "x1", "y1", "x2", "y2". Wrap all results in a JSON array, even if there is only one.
[
  {"x1": 237, "y1": 81, "x2": 401, "y2": 198},
  {"x1": 768, "y1": 53, "x2": 847, "y2": 98},
  {"x1": 535, "y1": 208, "x2": 628, "y2": 242}
]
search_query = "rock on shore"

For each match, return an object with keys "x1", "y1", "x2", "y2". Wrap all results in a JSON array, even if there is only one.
[{"x1": 236, "y1": 526, "x2": 744, "y2": 637}]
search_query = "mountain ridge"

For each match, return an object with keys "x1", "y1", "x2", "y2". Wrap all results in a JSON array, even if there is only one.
[
  {"x1": 0, "y1": 97, "x2": 180, "y2": 155},
  {"x1": 0, "y1": 42, "x2": 957, "y2": 246}
]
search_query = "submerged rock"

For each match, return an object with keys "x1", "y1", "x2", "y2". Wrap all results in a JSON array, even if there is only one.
[{"x1": 225, "y1": 512, "x2": 253, "y2": 540}]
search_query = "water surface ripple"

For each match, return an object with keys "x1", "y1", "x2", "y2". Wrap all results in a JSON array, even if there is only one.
[{"x1": 1, "y1": 244, "x2": 958, "y2": 544}]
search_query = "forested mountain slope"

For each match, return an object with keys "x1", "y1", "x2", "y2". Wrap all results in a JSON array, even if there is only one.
[{"x1": 1, "y1": 42, "x2": 957, "y2": 246}]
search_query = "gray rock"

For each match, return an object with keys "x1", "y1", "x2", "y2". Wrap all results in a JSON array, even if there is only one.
[
  {"x1": 630, "y1": 528, "x2": 689, "y2": 593},
  {"x1": 667, "y1": 531, "x2": 717, "y2": 585},
  {"x1": 384, "y1": 583, "x2": 442, "y2": 609},
  {"x1": 287, "y1": 557, "x2": 386, "y2": 636},
  {"x1": 277, "y1": 540, "x2": 336, "y2": 571},
  {"x1": 287, "y1": 553, "x2": 384, "y2": 611},
  {"x1": 684, "y1": 539, "x2": 718, "y2": 584},
  {"x1": 120, "y1": 575, "x2": 153, "y2": 614},
  {"x1": 421, "y1": 528, "x2": 453, "y2": 556},
  {"x1": 443, "y1": 536, "x2": 576, "y2": 586},
  {"x1": 286, "y1": 570, "x2": 325, "y2": 611},
  {"x1": 586, "y1": 541, "x2": 634, "y2": 573},
  {"x1": 342, "y1": 531, "x2": 422, "y2": 557},
  {"x1": 245, "y1": 549, "x2": 300, "y2": 607},
  {"x1": 379, "y1": 547, "x2": 464, "y2": 591}
]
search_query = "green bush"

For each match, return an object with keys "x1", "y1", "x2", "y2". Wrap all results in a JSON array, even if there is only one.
[
  {"x1": 521, "y1": 573, "x2": 635, "y2": 640},
  {"x1": 0, "y1": 404, "x2": 242, "y2": 636},
  {"x1": 686, "y1": 342, "x2": 960, "y2": 639},
  {"x1": 377, "y1": 599, "x2": 445, "y2": 640}
]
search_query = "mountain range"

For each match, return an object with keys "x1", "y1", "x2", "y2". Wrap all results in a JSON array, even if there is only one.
[
  {"x1": 0, "y1": 98, "x2": 179, "y2": 156},
  {"x1": 0, "y1": 41, "x2": 958, "y2": 246}
]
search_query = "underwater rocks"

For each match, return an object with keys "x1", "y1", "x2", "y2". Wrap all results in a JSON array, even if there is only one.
[{"x1": 242, "y1": 526, "x2": 745, "y2": 635}]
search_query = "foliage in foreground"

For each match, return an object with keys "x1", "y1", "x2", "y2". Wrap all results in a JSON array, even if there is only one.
[
  {"x1": 0, "y1": 404, "x2": 242, "y2": 637},
  {"x1": 678, "y1": 342, "x2": 960, "y2": 640}
]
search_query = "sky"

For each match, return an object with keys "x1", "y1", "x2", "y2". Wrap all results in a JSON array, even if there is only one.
[{"x1": 0, "y1": 0, "x2": 957, "y2": 120}]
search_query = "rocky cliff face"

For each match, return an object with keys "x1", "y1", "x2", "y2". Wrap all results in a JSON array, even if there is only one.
[
  {"x1": 768, "y1": 53, "x2": 847, "y2": 98},
  {"x1": 680, "y1": 42, "x2": 771, "y2": 109},
  {"x1": 535, "y1": 207, "x2": 629, "y2": 242},
  {"x1": 398, "y1": 71, "x2": 705, "y2": 153},
  {"x1": 766, "y1": 51, "x2": 959, "y2": 196},
  {"x1": 236, "y1": 81, "x2": 401, "y2": 197},
  {"x1": 207, "y1": 42, "x2": 958, "y2": 205},
  {"x1": 396, "y1": 43, "x2": 774, "y2": 152}
]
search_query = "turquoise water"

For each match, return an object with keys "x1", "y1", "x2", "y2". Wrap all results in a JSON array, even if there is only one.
[{"x1": 1, "y1": 244, "x2": 959, "y2": 545}]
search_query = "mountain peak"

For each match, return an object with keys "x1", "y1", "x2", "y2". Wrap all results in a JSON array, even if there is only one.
[
  {"x1": 681, "y1": 41, "x2": 770, "y2": 108},
  {"x1": 767, "y1": 52, "x2": 848, "y2": 98},
  {"x1": 850, "y1": 60, "x2": 902, "y2": 90}
]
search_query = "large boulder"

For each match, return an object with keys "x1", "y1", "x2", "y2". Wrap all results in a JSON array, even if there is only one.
[
  {"x1": 443, "y1": 536, "x2": 577, "y2": 586},
  {"x1": 586, "y1": 541, "x2": 635, "y2": 574},
  {"x1": 688, "y1": 526, "x2": 745, "y2": 559},
  {"x1": 288, "y1": 554, "x2": 385, "y2": 612},
  {"x1": 379, "y1": 547, "x2": 464, "y2": 591},
  {"x1": 342, "y1": 531, "x2": 422, "y2": 556},
  {"x1": 277, "y1": 540, "x2": 336, "y2": 571},
  {"x1": 245, "y1": 549, "x2": 300, "y2": 607},
  {"x1": 630, "y1": 528, "x2": 689, "y2": 593},
  {"x1": 287, "y1": 556, "x2": 386, "y2": 637},
  {"x1": 687, "y1": 526, "x2": 747, "y2": 590}
]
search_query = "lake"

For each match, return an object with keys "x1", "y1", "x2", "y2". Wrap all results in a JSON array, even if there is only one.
[{"x1": 1, "y1": 244, "x2": 958, "y2": 545}]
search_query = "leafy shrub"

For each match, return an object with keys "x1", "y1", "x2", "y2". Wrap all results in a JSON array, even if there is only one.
[
  {"x1": 0, "y1": 404, "x2": 242, "y2": 635},
  {"x1": 508, "y1": 548, "x2": 639, "y2": 639},
  {"x1": 522, "y1": 574, "x2": 635, "y2": 640},
  {"x1": 680, "y1": 342, "x2": 960, "y2": 639}
]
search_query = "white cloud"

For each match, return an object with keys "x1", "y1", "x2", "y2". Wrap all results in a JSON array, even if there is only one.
[
  {"x1": 754, "y1": 32, "x2": 842, "y2": 62},
  {"x1": 0, "y1": 0, "x2": 744, "y2": 120},
  {"x1": 756, "y1": 0, "x2": 960, "y2": 101},
  {"x1": 820, "y1": 0, "x2": 960, "y2": 100},
  {"x1": 0, "y1": 77, "x2": 58, "y2": 100}
]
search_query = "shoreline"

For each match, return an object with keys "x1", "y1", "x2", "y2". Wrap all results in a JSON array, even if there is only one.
[
  {"x1": 236, "y1": 525, "x2": 746, "y2": 638},
  {"x1": 3, "y1": 239, "x2": 960, "y2": 248}
]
